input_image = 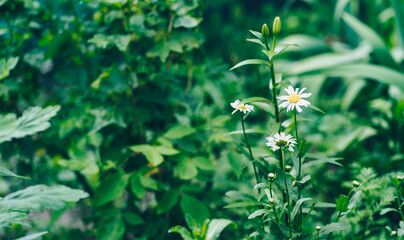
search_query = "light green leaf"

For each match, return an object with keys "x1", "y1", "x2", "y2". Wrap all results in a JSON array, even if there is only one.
[
  {"x1": 168, "y1": 226, "x2": 193, "y2": 240},
  {"x1": 248, "y1": 209, "x2": 267, "y2": 219},
  {"x1": 174, "y1": 15, "x2": 202, "y2": 28},
  {"x1": 206, "y1": 219, "x2": 234, "y2": 240},
  {"x1": 380, "y1": 207, "x2": 399, "y2": 215},
  {"x1": 93, "y1": 173, "x2": 129, "y2": 207},
  {"x1": 0, "y1": 206, "x2": 29, "y2": 228},
  {"x1": 177, "y1": 159, "x2": 198, "y2": 180},
  {"x1": 193, "y1": 156, "x2": 216, "y2": 171},
  {"x1": 15, "y1": 232, "x2": 48, "y2": 240},
  {"x1": 0, "y1": 106, "x2": 60, "y2": 143},
  {"x1": 88, "y1": 34, "x2": 131, "y2": 52},
  {"x1": 0, "y1": 57, "x2": 19, "y2": 80},
  {"x1": 155, "y1": 146, "x2": 179, "y2": 155},
  {"x1": 336, "y1": 194, "x2": 349, "y2": 212},
  {"x1": 97, "y1": 214, "x2": 125, "y2": 240},
  {"x1": 139, "y1": 175, "x2": 159, "y2": 191},
  {"x1": 0, "y1": 0, "x2": 9, "y2": 7},
  {"x1": 164, "y1": 125, "x2": 196, "y2": 139},
  {"x1": 129, "y1": 145, "x2": 165, "y2": 166},
  {"x1": 318, "y1": 222, "x2": 351, "y2": 237},
  {"x1": 230, "y1": 59, "x2": 270, "y2": 71},
  {"x1": 122, "y1": 212, "x2": 144, "y2": 225},
  {"x1": 0, "y1": 185, "x2": 88, "y2": 211}
]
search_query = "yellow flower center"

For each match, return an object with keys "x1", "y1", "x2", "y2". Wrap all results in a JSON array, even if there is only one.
[
  {"x1": 288, "y1": 93, "x2": 301, "y2": 103},
  {"x1": 275, "y1": 140, "x2": 288, "y2": 148},
  {"x1": 237, "y1": 105, "x2": 246, "y2": 111}
]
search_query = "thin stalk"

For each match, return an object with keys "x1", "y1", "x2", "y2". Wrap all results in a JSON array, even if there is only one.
[
  {"x1": 269, "y1": 181, "x2": 273, "y2": 198},
  {"x1": 315, "y1": 230, "x2": 320, "y2": 240},
  {"x1": 294, "y1": 109, "x2": 303, "y2": 235},
  {"x1": 281, "y1": 149, "x2": 292, "y2": 238},
  {"x1": 301, "y1": 202, "x2": 316, "y2": 227},
  {"x1": 396, "y1": 186, "x2": 404, "y2": 221},
  {"x1": 240, "y1": 112, "x2": 260, "y2": 189}
]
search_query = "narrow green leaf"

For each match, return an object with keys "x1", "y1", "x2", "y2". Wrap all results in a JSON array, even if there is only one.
[
  {"x1": 15, "y1": 232, "x2": 48, "y2": 240},
  {"x1": 248, "y1": 209, "x2": 268, "y2": 219},
  {"x1": 206, "y1": 219, "x2": 234, "y2": 240},
  {"x1": 249, "y1": 30, "x2": 265, "y2": 43},
  {"x1": 0, "y1": 167, "x2": 29, "y2": 179},
  {"x1": 380, "y1": 208, "x2": 400, "y2": 215},
  {"x1": 230, "y1": 59, "x2": 270, "y2": 71},
  {"x1": 168, "y1": 226, "x2": 193, "y2": 240},
  {"x1": 319, "y1": 222, "x2": 351, "y2": 237},
  {"x1": 223, "y1": 201, "x2": 260, "y2": 208},
  {"x1": 291, "y1": 198, "x2": 312, "y2": 221}
]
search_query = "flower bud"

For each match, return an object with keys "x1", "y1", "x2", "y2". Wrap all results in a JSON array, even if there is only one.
[
  {"x1": 397, "y1": 175, "x2": 404, "y2": 180},
  {"x1": 315, "y1": 226, "x2": 321, "y2": 231},
  {"x1": 285, "y1": 165, "x2": 292, "y2": 171},
  {"x1": 269, "y1": 198, "x2": 275, "y2": 203},
  {"x1": 352, "y1": 180, "x2": 360, "y2": 187},
  {"x1": 268, "y1": 173, "x2": 276, "y2": 180},
  {"x1": 292, "y1": 181, "x2": 297, "y2": 187},
  {"x1": 272, "y1": 16, "x2": 281, "y2": 36},
  {"x1": 391, "y1": 230, "x2": 397, "y2": 236},
  {"x1": 262, "y1": 23, "x2": 270, "y2": 39}
]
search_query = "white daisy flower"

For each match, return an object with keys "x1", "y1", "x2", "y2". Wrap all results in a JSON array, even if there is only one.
[
  {"x1": 230, "y1": 99, "x2": 254, "y2": 115},
  {"x1": 278, "y1": 86, "x2": 311, "y2": 113},
  {"x1": 265, "y1": 132, "x2": 297, "y2": 152}
]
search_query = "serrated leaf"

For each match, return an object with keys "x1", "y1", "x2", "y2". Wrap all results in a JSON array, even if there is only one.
[
  {"x1": 248, "y1": 209, "x2": 267, "y2": 219},
  {"x1": 291, "y1": 198, "x2": 312, "y2": 221},
  {"x1": 0, "y1": 185, "x2": 88, "y2": 211},
  {"x1": 0, "y1": 106, "x2": 60, "y2": 143},
  {"x1": 0, "y1": 206, "x2": 29, "y2": 228},
  {"x1": 230, "y1": 59, "x2": 270, "y2": 71},
  {"x1": 206, "y1": 219, "x2": 234, "y2": 240},
  {"x1": 15, "y1": 232, "x2": 48, "y2": 240}
]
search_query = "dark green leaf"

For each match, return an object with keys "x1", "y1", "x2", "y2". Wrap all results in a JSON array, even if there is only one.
[
  {"x1": 336, "y1": 194, "x2": 349, "y2": 212},
  {"x1": 157, "y1": 190, "x2": 180, "y2": 214},
  {"x1": 93, "y1": 173, "x2": 129, "y2": 207},
  {"x1": 180, "y1": 194, "x2": 210, "y2": 225}
]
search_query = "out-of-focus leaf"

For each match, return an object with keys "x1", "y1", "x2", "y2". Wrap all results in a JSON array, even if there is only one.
[
  {"x1": 0, "y1": 206, "x2": 29, "y2": 228},
  {"x1": 336, "y1": 194, "x2": 349, "y2": 212},
  {"x1": 291, "y1": 198, "x2": 312, "y2": 221},
  {"x1": 180, "y1": 194, "x2": 210, "y2": 225},
  {"x1": 0, "y1": 57, "x2": 19, "y2": 80},
  {"x1": 0, "y1": 185, "x2": 88, "y2": 211},
  {"x1": 164, "y1": 125, "x2": 196, "y2": 139},
  {"x1": 15, "y1": 232, "x2": 48, "y2": 240},
  {"x1": 177, "y1": 159, "x2": 198, "y2": 180},
  {"x1": 174, "y1": 15, "x2": 202, "y2": 28},
  {"x1": 157, "y1": 189, "x2": 180, "y2": 214},
  {"x1": 122, "y1": 212, "x2": 144, "y2": 225},
  {"x1": 206, "y1": 219, "x2": 234, "y2": 240},
  {"x1": 223, "y1": 201, "x2": 260, "y2": 208},
  {"x1": 93, "y1": 172, "x2": 129, "y2": 207},
  {"x1": 318, "y1": 222, "x2": 351, "y2": 237},
  {"x1": 0, "y1": 167, "x2": 29, "y2": 179},
  {"x1": 168, "y1": 226, "x2": 193, "y2": 240},
  {"x1": 248, "y1": 209, "x2": 267, "y2": 219}
]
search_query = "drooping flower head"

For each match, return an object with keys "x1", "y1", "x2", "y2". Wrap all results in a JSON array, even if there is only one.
[
  {"x1": 278, "y1": 86, "x2": 311, "y2": 113},
  {"x1": 266, "y1": 132, "x2": 296, "y2": 152},
  {"x1": 230, "y1": 99, "x2": 254, "y2": 115}
]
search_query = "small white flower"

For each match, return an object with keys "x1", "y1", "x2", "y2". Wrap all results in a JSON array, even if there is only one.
[
  {"x1": 265, "y1": 132, "x2": 297, "y2": 152},
  {"x1": 278, "y1": 86, "x2": 311, "y2": 113},
  {"x1": 230, "y1": 99, "x2": 254, "y2": 115}
]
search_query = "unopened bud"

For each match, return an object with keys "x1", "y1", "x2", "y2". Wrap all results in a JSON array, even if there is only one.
[
  {"x1": 292, "y1": 181, "x2": 297, "y2": 187},
  {"x1": 352, "y1": 180, "x2": 360, "y2": 187},
  {"x1": 391, "y1": 230, "x2": 397, "y2": 236},
  {"x1": 269, "y1": 198, "x2": 274, "y2": 203},
  {"x1": 272, "y1": 16, "x2": 281, "y2": 36},
  {"x1": 315, "y1": 226, "x2": 321, "y2": 231},
  {"x1": 268, "y1": 173, "x2": 276, "y2": 180},
  {"x1": 285, "y1": 165, "x2": 292, "y2": 171},
  {"x1": 262, "y1": 23, "x2": 270, "y2": 39},
  {"x1": 397, "y1": 175, "x2": 404, "y2": 180}
]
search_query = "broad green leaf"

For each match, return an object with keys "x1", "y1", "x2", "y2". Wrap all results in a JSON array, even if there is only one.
[
  {"x1": 93, "y1": 172, "x2": 129, "y2": 206},
  {"x1": 248, "y1": 209, "x2": 267, "y2": 219},
  {"x1": 129, "y1": 174, "x2": 145, "y2": 199},
  {"x1": 291, "y1": 198, "x2": 312, "y2": 221},
  {"x1": 230, "y1": 59, "x2": 270, "y2": 71},
  {"x1": 318, "y1": 222, "x2": 351, "y2": 237},
  {"x1": 193, "y1": 156, "x2": 216, "y2": 171},
  {"x1": 15, "y1": 232, "x2": 48, "y2": 240},
  {"x1": 0, "y1": 57, "x2": 19, "y2": 80},
  {"x1": 336, "y1": 194, "x2": 349, "y2": 212},
  {"x1": 0, "y1": 185, "x2": 88, "y2": 211},
  {"x1": 177, "y1": 159, "x2": 198, "y2": 180},
  {"x1": 393, "y1": 0, "x2": 404, "y2": 47},
  {"x1": 0, "y1": 106, "x2": 60, "y2": 143},
  {"x1": 249, "y1": 30, "x2": 265, "y2": 43},
  {"x1": 180, "y1": 195, "x2": 210, "y2": 225},
  {"x1": 139, "y1": 176, "x2": 159, "y2": 191},
  {"x1": 157, "y1": 189, "x2": 180, "y2": 214},
  {"x1": 129, "y1": 145, "x2": 164, "y2": 166},
  {"x1": 0, "y1": 166, "x2": 29, "y2": 179},
  {"x1": 342, "y1": 12, "x2": 399, "y2": 69},
  {"x1": 206, "y1": 219, "x2": 234, "y2": 240},
  {"x1": 174, "y1": 15, "x2": 202, "y2": 28},
  {"x1": 274, "y1": 43, "x2": 299, "y2": 57},
  {"x1": 155, "y1": 146, "x2": 179, "y2": 155},
  {"x1": 164, "y1": 125, "x2": 196, "y2": 139},
  {"x1": 122, "y1": 212, "x2": 144, "y2": 225},
  {"x1": 88, "y1": 34, "x2": 131, "y2": 52},
  {"x1": 185, "y1": 213, "x2": 199, "y2": 234},
  {"x1": 97, "y1": 214, "x2": 125, "y2": 240},
  {"x1": 168, "y1": 226, "x2": 193, "y2": 240}
]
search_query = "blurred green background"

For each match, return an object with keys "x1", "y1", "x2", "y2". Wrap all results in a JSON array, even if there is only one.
[{"x1": 0, "y1": 0, "x2": 403, "y2": 239}]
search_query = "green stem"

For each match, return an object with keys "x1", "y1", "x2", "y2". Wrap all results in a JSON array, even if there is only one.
[
  {"x1": 294, "y1": 109, "x2": 303, "y2": 235},
  {"x1": 397, "y1": 186, "x2": 404, "y2": 221},
  {"x1": 281, "y1": 149, "x2": 292, "y2": 238},
  {"x1": 301, "y1": 202, "x2": 316, "y2": 227},
  {"x1": 240, "y1": 112, "x2": 260, "y2": 189},
  {"x1": 269, "y1": 62, "x2": 279, "y2": 123}
]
